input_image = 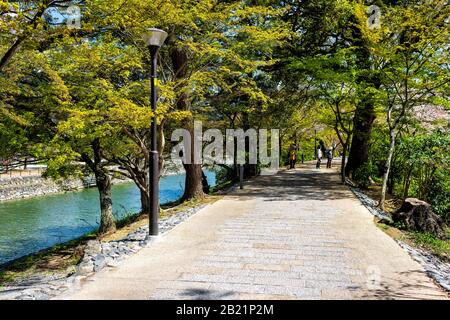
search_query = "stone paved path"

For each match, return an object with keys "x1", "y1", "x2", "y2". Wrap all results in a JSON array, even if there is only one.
[{"x1": 61, "y1": 164, "x2": 447, "y2": 300}]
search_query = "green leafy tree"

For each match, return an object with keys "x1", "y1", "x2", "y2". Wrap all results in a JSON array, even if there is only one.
[{"x1": 366, "y1": 1, "x2": 450, "y2": 209}]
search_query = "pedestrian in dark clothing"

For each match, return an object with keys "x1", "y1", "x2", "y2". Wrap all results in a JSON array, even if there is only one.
[
  {"x1": 289, "y1": 143, "x2": 297, "y2": 169},
  {"x1": 326, "y1": 149, "x2": 333, "y2": 169}
]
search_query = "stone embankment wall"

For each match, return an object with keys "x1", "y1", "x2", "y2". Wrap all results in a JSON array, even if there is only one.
[{"x1": 0, "y1": 176, "x2": 128, "y2": 201}]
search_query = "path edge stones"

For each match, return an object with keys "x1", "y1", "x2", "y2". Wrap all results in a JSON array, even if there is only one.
[
  {"x1": 348, "y1": 183, "x2": 449, "y2": 295},
  {"x1": 0, "y1": 203, "x2": 210, "y2": 300}
]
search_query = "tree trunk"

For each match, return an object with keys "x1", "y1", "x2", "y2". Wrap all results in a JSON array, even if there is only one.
[
  {"x1": 138, "y1": 170, "x2": 150, "y2": 214},
  {"x1": 83, "y1": 139, "x2": 116, "y2": 234},
  {"x1": 158, "y1": 122, "x2": 165, "y2": 180},
  {"x1": 345, "y1": 102, "x2": 376, "y2": 177},
  {"x1": 180, "y1": 118, "x2": 205, "y2": 200},
  {"x1": 388, "y1": 167, "x2": 395, "y2": 195},
  {"x1": 379, "y1": 131, "x2": 397, "y2": 210},
  {"x1": 171, "y1": 41, "x2": 205, "y2": 200},
  {"x1": 183, "y1": 162, "x2": 205, "y2": 200},
  {"x1": 140, "y1": 187, "x2": 150, "y2": 214},
  {"x1": 340, "y1": 143, "x2": 347, "y2": 184},
  {"x1": 393, "y1": 198, "x2": 447, "y2": 239},
  {"x1": 403, "y1": 167, "x2": 413, "y2": 201},
  {"x1": 243, "y1": 112, "x2": 257, "y2": 178},
  {"x1": 95, "y1": 169, "x2": 116, "y2": 234},
  {"x1": 345, "y1": 19, "x2": 379, "y2": 177},
  {"x1": 388, "y1": 150, "x2": 399, "y2": 195}
]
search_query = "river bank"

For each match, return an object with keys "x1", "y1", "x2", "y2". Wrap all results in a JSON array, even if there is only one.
[
  {"x1": 0, "y1": 174, "x2": 130, "y2": 202},
  {"x1": 0, "y1": 184, "x2": 234, "y2": 300},
  {"x1": 0, "y1": 171, "x2": 217, "y2": 266},
  {"x1": 0, "y1": 165, "x2": 188, "y2": 202},
  {"x1": 0, "y1": 196, "x2": 222, "y2": 300}
]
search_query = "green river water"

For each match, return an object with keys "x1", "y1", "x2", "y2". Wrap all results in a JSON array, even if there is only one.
[{"x1": 0, "y1": 171, "x2": 216, "y2": 265}]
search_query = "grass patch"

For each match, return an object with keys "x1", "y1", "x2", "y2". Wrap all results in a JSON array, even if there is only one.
[
  {"x1": 407, "y1": 231, "x2": 450, "y2": 262},
  {"x1": 376, "y1": 221, "x2": 407, "y2": 241},
  {"x1": 210, "y1": 178, "x2": 238, "y2": 193},
  {"x1": 161, "y1": 195, "x2": 222, "y2": 218},
  {"x1": 0, "y1": 234, "x2": 96, "y2": 286},
  {"x1": 115, "y1": 211, "x2": 144, "y2": 229},
  {"x1": 376, "y1": 220, "x2": 450, "y2": 262}
]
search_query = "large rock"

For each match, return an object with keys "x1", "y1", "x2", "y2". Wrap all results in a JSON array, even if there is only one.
[
  {"x1": 393, "y1": 198, "x2": 447, "y2": 239},
  {"x1": 84, "y1": 240, "x2": 102, "y2": 255},
  {"x1": 77, "y1": 261, "x2": 94, "y2": 275}
]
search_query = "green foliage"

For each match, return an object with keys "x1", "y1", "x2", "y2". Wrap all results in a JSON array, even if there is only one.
[
  {"x1": 410, "y1": 231, "x2": 450, "y2": 261},
  {"x1": 0, "y1": 0, "x2": 449, "y2": 228},
  {"x1": 394, "y1": 132, "x2": 450, "y2": 222},
  {"x1": 367, "y1": 126, "x2": 389, "y2": 175},
  {"x1": 353, "y1": 162, "x2": 377, "y2": 189},
  {"x1": 427, "y1": 170, "x2": 450, "y2": 222}
]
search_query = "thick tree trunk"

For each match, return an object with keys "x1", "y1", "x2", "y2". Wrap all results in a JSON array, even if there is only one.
[
  {"x1": 95, "y1": 169, "x2": 116, "y2": 234},
  {"x1": 137, "y1": 171, "x2": 149, "y2": 214},
  {"x1": 171, "y1": 41, "x2": 205, "y2": 200},
  {"x1": 379, "y1": 131, "x2": 397, "y2": 210},
  {"x1": 345, "y1": 20, "x2": 379, "y2": 177},
  {"x1": 180, "y1": 120, "x2": 205, "y2": 200},
  {"x1": 180, "y1": 118, "x2": 205, "y2": 200},
  {"x1": 345, "y1": 102, "x2": 376, "y2": 177},
  {"x1": 183, "y1": 163, "x2": 205, "y2": 200},
  {"x1": 393, "y1": 198, "x2": 447, "y2": 239}
]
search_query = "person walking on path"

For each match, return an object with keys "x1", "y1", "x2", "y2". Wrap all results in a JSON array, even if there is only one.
[
  {"x1": 326, "y1": 149, "x2": 333, "y2": 169},
  {"x1": 289, "y1": 143, "x2": 297, "y2": 169},
  {"x1": 316, "y1": 147, "x2": 323, "y2": 169}
]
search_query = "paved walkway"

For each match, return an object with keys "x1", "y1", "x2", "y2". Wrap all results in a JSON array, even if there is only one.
[{"x1": 61, "y1": 164, "x2": 447, "y2": 300}]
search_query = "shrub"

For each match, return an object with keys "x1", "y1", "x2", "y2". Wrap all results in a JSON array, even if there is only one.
[
  {"x1": 353, "y1": 162, "x2": 377, "y2": 189},
  {"x1": 428, "y1": 170, "x2": 450, "y2": 224}
]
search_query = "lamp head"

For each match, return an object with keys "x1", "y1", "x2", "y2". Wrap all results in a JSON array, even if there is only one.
[{"x1": 143, "y1": 28, "x2": 168, "y2": 48}]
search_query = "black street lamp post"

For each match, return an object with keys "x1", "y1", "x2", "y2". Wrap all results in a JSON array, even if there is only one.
[{"x1": 143, "y1": 28, "x2": 168, "y2": 236}]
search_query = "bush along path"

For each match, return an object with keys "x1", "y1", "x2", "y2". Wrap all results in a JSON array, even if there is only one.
[
  {"x1": 350, "y1": 184, "x2": 450, "y2": 293},
  {"x1": 0, "y1": 204, "x2": 208, "y2": 300}
]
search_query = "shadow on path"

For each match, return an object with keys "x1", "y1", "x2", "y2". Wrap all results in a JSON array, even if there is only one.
[{"x1": 231, "y1": 164, "x2": 352, "y2": 202}]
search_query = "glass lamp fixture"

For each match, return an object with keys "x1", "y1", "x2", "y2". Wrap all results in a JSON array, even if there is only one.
[{"x1": 143, "y1": 28, "x2": 168, "y2": 48}]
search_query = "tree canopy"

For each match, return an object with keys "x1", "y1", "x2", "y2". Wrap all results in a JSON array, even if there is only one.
[{"x1": 1, "y1": 0, "x2": 449, "y2": 233}]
